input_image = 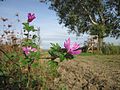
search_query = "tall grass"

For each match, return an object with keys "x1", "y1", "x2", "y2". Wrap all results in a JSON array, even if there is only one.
[{"x1": 102, "y1": 43, "x2": 120, "y2": 55}]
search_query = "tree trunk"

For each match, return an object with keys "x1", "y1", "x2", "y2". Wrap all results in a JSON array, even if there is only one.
[{"x1": 97, "y1": 37, "x2": 103, "y2": 54}]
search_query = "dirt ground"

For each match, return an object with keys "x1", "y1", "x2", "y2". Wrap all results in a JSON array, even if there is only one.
[{"x1": 49, "y1": 55, "x2": 120, "y2": 90}]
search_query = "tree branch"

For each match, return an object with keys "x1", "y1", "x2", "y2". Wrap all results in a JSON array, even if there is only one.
[
  {"x1": 98, "y1": 11, "x2": 105, "y2": 24},
  {"x1": 81, "y1": 5, "x2": 98, "y2": 25}
]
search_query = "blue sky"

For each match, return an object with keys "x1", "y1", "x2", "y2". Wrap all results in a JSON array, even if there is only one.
[{"x1": 0, "y1": 0, "x2": 120, "y2": 49}]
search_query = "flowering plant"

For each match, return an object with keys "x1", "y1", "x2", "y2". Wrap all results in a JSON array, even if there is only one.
[
  {"x1": 19, "y1": 13, "x2": 41, "y2": 88},
  {"x1": 27, "y1": 13, "x2": 36, "y2": 22},
  {"x1": 64, "y1": 38, "x2": 81, "y2": 55},
  {"x1": 48, "y1": 38, "x2": 81, "y2": 62},
  {"x1": 20, "y1": 13, "x2": 81, "y2": 88},
  {"x1": 22, "y1": 46, "x2": 37, "y2": 55}
]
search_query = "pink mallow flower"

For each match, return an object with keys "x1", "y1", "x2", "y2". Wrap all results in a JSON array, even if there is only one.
[
  {"x1": 31, "y1": 48, "x2": 37, "y2": 52},
  {"x1": 22, "y1": 46, "x2": 37, "y2": 55},
  {"x1": 64, "y1": 38, "x2": 81, "y2": 55},
  {"x1": 28, "y1": 13, "x2": 36, "y2": 22}
]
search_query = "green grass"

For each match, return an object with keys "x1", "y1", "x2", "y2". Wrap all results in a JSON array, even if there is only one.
[{"x1": 79, "y1": 52, "x2": 96, "y2": 56}]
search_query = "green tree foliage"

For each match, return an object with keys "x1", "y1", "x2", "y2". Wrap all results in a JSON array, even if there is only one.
[{"x1": 41, "y1": 0, "x2": 120, "y2": 52}]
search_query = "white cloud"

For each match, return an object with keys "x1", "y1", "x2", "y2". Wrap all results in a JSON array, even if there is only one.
[{"x1": 104, "y1": 37, "x2": 120, "y2": 45}]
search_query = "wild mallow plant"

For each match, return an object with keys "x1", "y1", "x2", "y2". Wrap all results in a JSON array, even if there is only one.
[
  {"x1": 20, "y1": 13, "x2": 40, "y2": 88},
  {"x1": 21, "y1": 13, "x2": 40, "y2": 67},
  {"x1": 20, "y1": 13, "x2": 81, "y2": 88},
  {"x1": 49, "y1": 38, "x2": 81, "y2": 62},
  {"x1": 48, "y1": 38, "x2": 81, "y2": 77}
]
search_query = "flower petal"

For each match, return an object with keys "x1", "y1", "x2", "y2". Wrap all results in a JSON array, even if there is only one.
[
  {"x1": 28, "y1": 13, "x2": 36, "y2": 22},
  {"x1": 25, "y1": 51, "x2": 30, "y2": 55},
  {"x1": 27, "y1": 46, "x2": 32, "y2": 51},
  {"x1": 70, "y1": 43, "x2": 81, "y2": 55},
  {"x1": 64, "y1": 38, "x2": 70, "y2": 50},
  {"x1": 22, "y1": 47, "x2": 26, "y2": 51},
  {"x1": 31, "y1": 48, "x2": 37, "y2": 52}
]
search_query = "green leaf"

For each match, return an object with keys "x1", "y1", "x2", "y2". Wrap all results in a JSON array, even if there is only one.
[
  {"x1": 23, "y1": 23, "x2": 30, "y2": 31},
  {"x1": 59, "y1": 54, "x2": 65, "y2": 61},
  {"x1": 19, "y1": 58, "x2": 28, "y2": 66},
  {"x1": 29, "y1": 26, "x2": 34, "y2": 31},
  {"x1": 48, "y1": 60, "x2": 58, "y2": 67},
  {"x1": 32, "y1": 35, "x2": 37, "y2": 39},
  {"x1": 31, "y1": 63, "x2": 39, "y2": 68}
]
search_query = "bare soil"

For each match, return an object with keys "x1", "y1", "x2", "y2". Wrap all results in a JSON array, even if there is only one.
[{"x1": 49, "y1": 55, "x2": 120, "y2": 90}]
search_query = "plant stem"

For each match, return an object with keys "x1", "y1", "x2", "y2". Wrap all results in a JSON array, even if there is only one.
[{"x1": 40, "y1": 56, "x2": 56, "y2": 60}]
